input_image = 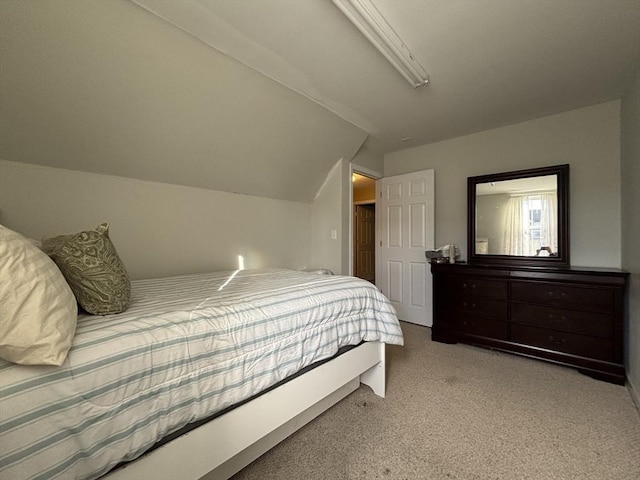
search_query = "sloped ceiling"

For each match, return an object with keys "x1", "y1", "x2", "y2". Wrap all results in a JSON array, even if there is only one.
[
  {"x1": 135, "y1": 0, "x2": 640, "y2": 154},
  {"x1": 0, "y1": 0, "x2": 367, "y2": 203},
  {"x1": 1, "y1": 0, "x2": 638, "y2": 202}
]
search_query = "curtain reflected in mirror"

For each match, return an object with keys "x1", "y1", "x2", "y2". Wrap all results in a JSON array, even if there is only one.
[{"x1": 503, "y1": 193, "x2": 557, "y2": 255}]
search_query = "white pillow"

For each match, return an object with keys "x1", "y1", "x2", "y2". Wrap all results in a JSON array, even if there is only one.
[{"x1": 0, "y1": 225, "x2": 78, "y2": 366}]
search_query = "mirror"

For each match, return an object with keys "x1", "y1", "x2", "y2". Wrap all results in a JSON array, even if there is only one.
[{"x1": 467, "y1": 164, "x2": 569, "y2": 267}]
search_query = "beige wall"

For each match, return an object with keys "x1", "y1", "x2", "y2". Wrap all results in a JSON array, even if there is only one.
[
  {"x1": 0, "y1": 161, "x2": 311, "y2": 280},
  {"x1": 384, "y1": 101, "x2": 622, "y2": 268},
  {"x1": 309, "y1": 160, "x2": 344, "y2": 274},
  {"x1": 621, "y1": 68, "x2": 640, "y2": 405},
  {"x1": 476, "y1": 193, "x2": 509, "y2": 254},
  {"x1": 351, "y1": 145, "x2": 384, "y2": 175}
]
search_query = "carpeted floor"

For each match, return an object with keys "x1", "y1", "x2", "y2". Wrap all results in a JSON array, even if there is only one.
[{"x1": 231, "y1": 321, "x2": 640, "y2": 480}]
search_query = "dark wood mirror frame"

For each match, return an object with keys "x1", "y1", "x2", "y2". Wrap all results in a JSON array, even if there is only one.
[{"x1": 467, "y1": 164, "x2": 570, "y2": 268}]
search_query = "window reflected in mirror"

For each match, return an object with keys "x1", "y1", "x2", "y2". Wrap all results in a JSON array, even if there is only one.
[{"x1": 475, "y1": 175, "x2": 558, "y2": 256}]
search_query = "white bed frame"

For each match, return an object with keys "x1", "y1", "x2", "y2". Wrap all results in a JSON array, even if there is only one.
[{"x1": 105, "y1": 341, "x2": 386, "y2": 480}]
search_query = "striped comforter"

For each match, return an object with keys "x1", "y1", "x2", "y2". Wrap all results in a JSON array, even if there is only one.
[{"x1": 0, "y1": 268, "x2": 403, "y2": 480}]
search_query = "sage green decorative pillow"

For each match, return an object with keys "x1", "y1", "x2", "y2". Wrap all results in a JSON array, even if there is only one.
[{"x1": 42, "y1": 223, "x2": 131, "y2": 315}]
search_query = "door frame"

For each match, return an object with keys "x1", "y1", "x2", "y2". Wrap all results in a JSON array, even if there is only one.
[{"x1": 348, "y1": 164, "x2": 382, "y2": 277}]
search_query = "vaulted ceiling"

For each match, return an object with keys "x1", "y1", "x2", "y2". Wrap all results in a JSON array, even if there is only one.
[
  {"x1": 134, "y1": 0, "x2": 640, "y2": 153},
  {"x1": 1, "y1": 0, "x2": 638, "y2": 202},
  {"x1": 0, "y1": 0, "x2": 367, "y2": 203}
]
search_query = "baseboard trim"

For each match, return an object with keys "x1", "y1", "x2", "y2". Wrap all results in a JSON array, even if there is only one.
[{"x1": 627, "y1": 376, "x2": 640, "y2": 414}]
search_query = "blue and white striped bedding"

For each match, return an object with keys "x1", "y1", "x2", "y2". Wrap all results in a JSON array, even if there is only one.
[{"x1": 0, "y1": 268, "x2": 403, "y2": 480}]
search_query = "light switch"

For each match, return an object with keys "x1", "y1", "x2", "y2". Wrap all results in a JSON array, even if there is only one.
[{"x1": 331, "y1": 229, "x2": 337, "y2": 240}]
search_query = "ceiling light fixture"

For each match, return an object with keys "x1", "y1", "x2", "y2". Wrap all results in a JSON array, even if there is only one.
[{"x1": 332, "y1": 0, "x2": 429, "y2": 88}]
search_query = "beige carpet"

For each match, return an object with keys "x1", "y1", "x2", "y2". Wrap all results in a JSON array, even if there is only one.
[{"x1": 231, "y1": 321, "x2": 640, "y2": 480}]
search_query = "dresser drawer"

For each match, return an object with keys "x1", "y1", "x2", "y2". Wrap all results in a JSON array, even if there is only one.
[
  {"x1": 431, "y1": 263, "x2": 627, "y2": 384},
  {"x1": 511, "y1": 324, "x2": 614, "y2": 361},
  {"x1": 446, "y1": 315, "x2": 508, "y2": 340},
  {"x1": 450, "y1": 296, "x2": 508, "y2": 321},
  {"x1": 441, "y1": 275, "x2": 507, "y2": 299},
  {"x1": 510, "y1": 281, "x2": 613, "y2": 311},
  {"x1": 511, "y1": 304, "x2": 612, "y2": 338}
]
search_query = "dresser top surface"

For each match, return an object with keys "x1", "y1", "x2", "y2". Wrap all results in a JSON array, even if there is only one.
[
  {"x1": 432, "y1": 262, "x2": 628, "y2": 275},
  {"x1": 431, "y1": 263, "x2": 628, "y2": 286}
]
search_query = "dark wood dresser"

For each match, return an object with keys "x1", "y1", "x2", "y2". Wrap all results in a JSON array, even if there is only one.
[{"x1": 431, "y1": 263, "x2": 628, "y2": 384}]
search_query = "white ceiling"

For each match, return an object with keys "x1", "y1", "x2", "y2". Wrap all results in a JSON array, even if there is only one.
[
  {"x1": 135, "y1": 0, "x2": 640, "y2": 155},
  {"x1": 1, "y1": 0, "x2": 638, "y2": 205}
]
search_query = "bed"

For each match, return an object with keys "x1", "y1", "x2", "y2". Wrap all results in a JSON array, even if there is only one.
[{"x1": 0, "y1": 267, "x2": 403, "y2": 480}]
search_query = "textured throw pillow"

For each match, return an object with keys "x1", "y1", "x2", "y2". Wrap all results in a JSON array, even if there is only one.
[
  {"x1": 42, "y1": 223, "x2": 131, "y2": 315},
  {"x1": 0, "y1": 225, "x2": 78, "y2": 366}
]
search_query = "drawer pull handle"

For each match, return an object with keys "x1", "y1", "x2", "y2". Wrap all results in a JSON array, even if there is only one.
[
  {"x1": 548, "y1": 314, "x2": 568, "y2": 324},
  {"x1": 548, "y1": 335, "x2": 566, "y2": 346},
  {"x1": 547, "y1": 291, "x2": 568, "y2": 299}
]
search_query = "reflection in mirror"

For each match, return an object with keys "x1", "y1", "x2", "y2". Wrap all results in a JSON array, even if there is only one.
[
  {"x1": 467, "y1": 164, "x2": 569, "y2": 268},
  {"x1": 475, "y1": 175, "x2": 558, "y2": 256}
]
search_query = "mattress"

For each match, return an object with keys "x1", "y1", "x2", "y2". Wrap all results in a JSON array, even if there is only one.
[{"x1": 0, "y1": 268, "x2": 403, "y2": 480}]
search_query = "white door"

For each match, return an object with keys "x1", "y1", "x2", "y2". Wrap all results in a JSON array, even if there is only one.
[{"x1": 376, "y1": 170, "x2": 435, "y2": 326}]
